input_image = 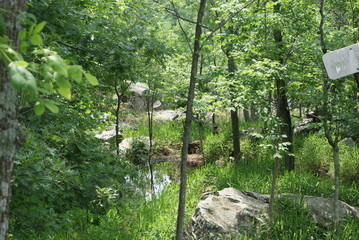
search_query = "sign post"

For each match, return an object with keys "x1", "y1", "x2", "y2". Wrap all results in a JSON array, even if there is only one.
[{"x1": 322, "y1": 43, "x2": 359, "y2": 80}]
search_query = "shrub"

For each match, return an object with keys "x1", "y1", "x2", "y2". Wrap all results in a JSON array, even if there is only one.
[{"x1": 296, "y1": 134, "x2": 331, "y2": 174}]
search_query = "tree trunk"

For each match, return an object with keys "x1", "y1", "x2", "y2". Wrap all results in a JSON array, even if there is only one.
[
  {"x1": 0, "y1": 1, "x2": 27, "y2": 239},
  {"x1": 319, "y1": 0, "x2": 340, "y2": 232},
  {"x1": 114, "y1": 80, "x2": 121, "y2": 156},
  {"x1": 227, "y1": 54, "x2": 241, "y2": 162},
  {"x1": 176, "y1": 0, "x2": 207, "y2": 239},
  {"x1": 243, "y1": 109, "x2": 250, "y2": 122},
  {"x1": 268, "y1": 154, "x2": 281, "y2": 225},
  {"x1": 332, "y1": 143, "x2": 340, "y2": 230},
  {"x1": 230, "y1": 110, "x2": 240, "y2": 161},
  {"x1": 147, "y1": 86, "x2": 154, "y2": 194},
  {"x1": 250, "y1": 106, "x2": 257, "y2": 121},
  {"x1": 273, "y1": 0, "x2": 294, "y2": 171}
]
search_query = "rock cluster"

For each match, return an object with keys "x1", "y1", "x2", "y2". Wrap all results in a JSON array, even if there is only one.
[{"x1": 185, "y1": 188, "x2": 359, "y2": 239}]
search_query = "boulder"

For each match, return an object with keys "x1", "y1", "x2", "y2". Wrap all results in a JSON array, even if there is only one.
[
  {"x1": 153, "y1": 110, "x2": 185, "y2": 121},
  {"x1": 118, "y1": 136, "x2": 152, "y2": 153},
  {"x1": 95, "y1": 129, "x2": 117, "y2": 141},
  {"x1": 281, "y1": 193, "x2": 359, "y2": 228},
  {"x1": 94, "y1": 123, "x2": 136, "y2": 141},
  {"x1": 294, "y1": 118, "x2": 318, "y2": 134},
  {"x1": 128, "y1": 82, "x2": 149, "y2": 110},
  {"x1": 185, "y1": 188, "x2": 359, "y2": 239},
  {"x1": 342, "y1": 137, "x2": 357, "y2": 147},
  {"x1": 188, "y1": 140, "x2": 201, "y2": 154}
]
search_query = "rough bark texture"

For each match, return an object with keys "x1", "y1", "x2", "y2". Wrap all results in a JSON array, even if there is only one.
[
  {"x1": 176, "y1": 0, "x2": 207, "y2": 239},
  {"x1": 273, "y1": 1, "x2": 294, "y2": 171},
  {"x1": 0, "y1": 1, "x2": 26, "y2": 239}
]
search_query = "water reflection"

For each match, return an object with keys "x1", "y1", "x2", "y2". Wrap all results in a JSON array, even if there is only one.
[{"x1": 125, "y1": 170, "x2": 171, "y2": 201}]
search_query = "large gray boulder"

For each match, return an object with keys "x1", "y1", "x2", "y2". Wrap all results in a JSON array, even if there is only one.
[{"x1": 185, "y1": 188, "x2": 359, "y2": 239}]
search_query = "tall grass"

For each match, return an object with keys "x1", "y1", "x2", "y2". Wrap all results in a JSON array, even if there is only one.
[{"x1": 296, "y1": 134, "x2": 359, "y2": 183}]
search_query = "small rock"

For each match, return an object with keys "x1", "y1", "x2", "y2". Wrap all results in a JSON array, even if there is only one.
[
  {"x1": 342, "y1": 138, "x2": 356, "y2": 147},
  {"x1": 188, "y1": 140, "x2": 201, "y2": 154},
  {"x1": 118, "y1": 137, "x2": 153, "y2": 153}
]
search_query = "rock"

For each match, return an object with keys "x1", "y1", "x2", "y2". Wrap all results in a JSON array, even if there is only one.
[
  {"x1": 153, "y1": 110, "x2": 185, "y2": 121},
  {"x1": 185, "y1": 188, "x2": 359, "y2": 239},
  {"x1": 185, "y1": 188, "x2": 268, "y2": 239},
  {"x1": 187, "y1": 154, "x2": 204, "y2": 168},
  {"x1": 294, "y1": 118, "x2": 318, "y2": 134},
  {"x1": 161, "y1": 147, "x2": 172, "y2": 156},
  {"x1": 128, "y1": 82, "x2": 149, "y2": 110},
  {"x1": 342, "y1": 138, "x2": 356, "y2": 146},
  {"x1": 188, "y1": 140, "x2": 201, "y2": 154},
  {"x1": 95, "y1": 129, "x2": 117, "y2": 141},
  {"x1": 95, "y1": 123, "x2": 136, "y2": 141},
  {"x1": 153, "y1": 100, "x2": 163, "y2": 110},
  {"x1": 280, "y1": 193, "x2": 359, "y2": 228},
  {"x1": 118, "y1": 136, "x2": 152, "y2": 153}
]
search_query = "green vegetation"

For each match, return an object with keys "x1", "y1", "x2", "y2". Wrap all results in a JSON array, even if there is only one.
[
  {"x1": 1, "y1": 0, "x2": 358, "y2": 239},
  {"x1": 9, "y1": 115, "x2": 358, "y2": 239}
]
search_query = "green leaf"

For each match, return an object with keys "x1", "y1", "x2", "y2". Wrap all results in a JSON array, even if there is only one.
[
  {"x1": 44, "y1": 100, "x2": 59, "y2": 114},
  {"x1": 29, "y1": 33, "x2": 43, "y2": 45},
  {"x1": 15, "y1": 61, "x2": 29, "y2": 67},
  {"x1": 55, "y1": 75, "x2": 72, "y2": 89},
  {"x1": 68, "y1": 65, "x2": 83, "y2": 83},
  {"x1": 34, "y1": 101, "x2": 45, "y2": 115},
  {"x1": 33, "y1": 21, "x2": 46, "y2": 34},
  {"x1": 20, "y1": 41, "x2": 29, "y2": 53},
  {"x1": 8, "y1": 62, "x2": 38, "y2": 97},
  {"x1": 40, "y1": 65, "x2": 52, "y2": 79},
  {"x1": 57, "y1": 87, "x2": 71, "y2": 100},
  {"x1": 84, "y1": 72, "x2": 99, "y2": 86},
  {"x1": 0, "y1": 44, "x2": 10, "y2": 49},
  {"x1": 18, "y1": 31, "x2": 27, "y2": 40},
  {"x1": 53, "y1": 64, "x2": 68, "y2": 77}
]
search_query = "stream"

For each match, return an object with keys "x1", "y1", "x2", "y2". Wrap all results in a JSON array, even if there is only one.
[{"x1": 125, "y1": 169, "x2": 172, "y2": 201}]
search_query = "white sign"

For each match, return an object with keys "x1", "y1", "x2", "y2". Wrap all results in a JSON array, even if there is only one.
[{"x1": 322, "y1": 43, "x2": 359, "y2": 79}]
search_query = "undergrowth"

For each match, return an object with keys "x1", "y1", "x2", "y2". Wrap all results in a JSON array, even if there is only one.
[{"x1": 10, "y1": 113, "x2": 359, "y2": 239}]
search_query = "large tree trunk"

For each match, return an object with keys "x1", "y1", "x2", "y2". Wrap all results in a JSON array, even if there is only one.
[
  {"x1": 0, "y1": 1, "x2": 27, "y2": 239},
  {"x1": 273, "y1": 1, "x2": 294, "y2": 171},
  {"x1": 176, "y1": 0, "x2": 207, "y2": 239}
]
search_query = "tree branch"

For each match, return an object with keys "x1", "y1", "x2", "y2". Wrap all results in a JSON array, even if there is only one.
[
  {"x1": 202, "y1": 0, "x2": 270, "y2": 48},
  {"x1": 169, "y1": 1, "x2": 193, "y2": 53},
  {"x1": 164, "y1": 7, "x2": 212, "y2": 30}
]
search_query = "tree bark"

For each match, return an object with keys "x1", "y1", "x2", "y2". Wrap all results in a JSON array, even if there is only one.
[
  {"x1": 227, "y1": 54, "x2": 241, "y2": 162},
  {"x1": 273, "y1": 0, "x2": 294, "y2": 171},
  {"x1": 0, "y1": 1, "x2": 27, "y2": 239},
  {"x1": 176, "y1": 0, "x2": 207, "y2": 239},
  {"x1": 243, "y1": 109, "x2": 250, "y2": 122},
  {"x1": 147, "y1": 85, "x2": 154, "y2": 194},
  {"x1": 230, "y1": 109, "x2": 240, "y2": 161}
]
